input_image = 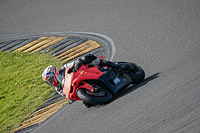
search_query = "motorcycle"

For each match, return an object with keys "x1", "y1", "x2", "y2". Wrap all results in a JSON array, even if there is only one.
[{"x1": 62, "y1": 57, "x2": 145, "y2": 105}]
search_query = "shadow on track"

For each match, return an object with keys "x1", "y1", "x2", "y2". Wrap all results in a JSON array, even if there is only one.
[
  {"x1": 111, "y1": 72, "x2": 160, "y2": 102},
  {"x1": 82, "y1": 73, "x2": 160, "y2": 108}
]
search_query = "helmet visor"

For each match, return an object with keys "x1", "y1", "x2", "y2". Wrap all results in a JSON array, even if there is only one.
[{"x1": 46, "y1": 75, "x2": 54, "y2": 87}]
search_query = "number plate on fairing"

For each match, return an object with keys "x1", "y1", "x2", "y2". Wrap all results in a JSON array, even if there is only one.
[{"x1": 113, "y1": 77, "x2": 120, "y2": 84}]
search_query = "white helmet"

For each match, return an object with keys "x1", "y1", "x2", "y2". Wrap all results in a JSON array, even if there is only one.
[{"x1": 42, "y1": 65, "x2": 59, "y2": 87}]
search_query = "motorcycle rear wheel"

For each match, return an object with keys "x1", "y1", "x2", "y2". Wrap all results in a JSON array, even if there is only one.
[
  {"x1": 128, "y1": 66, "x2": 145, "y2": 84},
  {"x1": 77, "y1": 88, "x2": 112, "y2": 105},
  {"x1": 118, "y1": 62, "x2": 145, "y2": 84}
]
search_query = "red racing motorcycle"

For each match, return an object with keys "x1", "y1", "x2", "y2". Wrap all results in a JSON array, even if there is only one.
[{"x1": 62, "y1": 57, "x2": 145, "y2": 105}]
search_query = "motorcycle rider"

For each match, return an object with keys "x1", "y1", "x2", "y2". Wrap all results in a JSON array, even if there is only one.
[{"x1": 42, "y1": 54, "x2": 118, "y2": 107}]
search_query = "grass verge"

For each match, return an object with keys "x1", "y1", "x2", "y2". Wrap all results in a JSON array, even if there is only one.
[{"x1": 0, "y1": 51, "x2": 62, "y2": 133}]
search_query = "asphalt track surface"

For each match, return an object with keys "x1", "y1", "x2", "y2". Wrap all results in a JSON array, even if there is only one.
[{"x1": 1, "y1": 0, "x2": 200, "y2": 133}]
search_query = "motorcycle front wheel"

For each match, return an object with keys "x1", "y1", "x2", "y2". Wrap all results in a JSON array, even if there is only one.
[{"x1": 77, "y1": 88, "x2": 112, "y2": 105}]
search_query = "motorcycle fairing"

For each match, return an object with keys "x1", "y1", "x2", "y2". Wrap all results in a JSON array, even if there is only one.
[
  {"x1": 63, "y1": 65, "x2": 105, "y2": 100},
  {"x1": 63, "y1": 68, "x2": 72, "y2": 99},
  {"x1": 98, "y1": 73, "x2": 132, "y2": 94},
  {"x1": 77, "y1": 83, "x2": 95, "y2": 92}
]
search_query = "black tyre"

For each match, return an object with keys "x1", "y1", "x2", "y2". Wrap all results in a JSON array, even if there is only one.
[
  {"x1": 77, "y1": 88, "x2": 112, "y2": 105},
  {"x1": 127, "y1": 66, "x2": 145, "y2": 84},
  {"x1": 118, "y1": 62, "x2": 145, "y2": 84}
]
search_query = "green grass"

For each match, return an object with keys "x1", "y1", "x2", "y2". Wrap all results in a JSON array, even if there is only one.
[{"x1": 0, "y1": 51, "x2": 62, "y2": 133}]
